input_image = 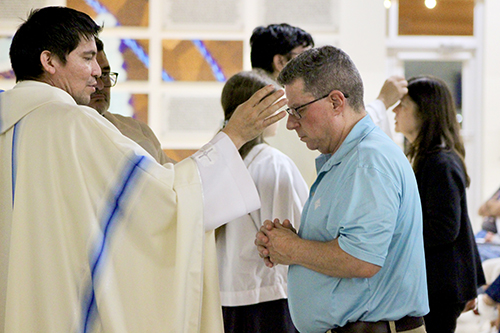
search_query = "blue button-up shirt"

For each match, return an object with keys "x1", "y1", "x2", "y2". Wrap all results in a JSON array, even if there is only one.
[{"x1": 288, "y1": 115, "x2": 429, "y2": 333}]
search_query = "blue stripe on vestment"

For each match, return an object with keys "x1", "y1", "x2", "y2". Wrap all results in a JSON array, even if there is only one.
[
  {"x1": 0, "y1": 89, "x2": 4, "y2": 139},
  {"x1": 11, "y1": 123, "x2": 19, "y2": 206},
  {"x1": 82, "y1": 155, "x2": 147, "y2": 333}
]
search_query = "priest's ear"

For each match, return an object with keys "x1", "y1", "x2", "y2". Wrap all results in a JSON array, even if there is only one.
[{"x1": 40, "y1": 50, "x2": 59, "y2": 75}]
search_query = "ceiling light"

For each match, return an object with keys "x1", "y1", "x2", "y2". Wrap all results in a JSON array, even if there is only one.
[{"x1": 425, "y1": 0, "x2": 437, "y2": 9}]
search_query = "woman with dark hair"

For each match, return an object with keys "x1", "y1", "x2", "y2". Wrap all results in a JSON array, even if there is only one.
[
  {"x1": 216, "y1": 70, "x2": 308, "y2": 333},
  {"x1": 393, "y1": 75, "x2": 485, "y2": 333}
]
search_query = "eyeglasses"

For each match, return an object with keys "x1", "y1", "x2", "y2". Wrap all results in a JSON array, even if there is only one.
[
  {"x1": 285, "y1": 91, "x2": 349, "y2": 119},
  {"x1": 99, "y1": 72, "x2": 119, "y2": 87}
]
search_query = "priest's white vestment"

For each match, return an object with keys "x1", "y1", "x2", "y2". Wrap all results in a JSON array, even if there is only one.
[{"x1": 0, "y1": 81, "x2": 260, "y2": 332}]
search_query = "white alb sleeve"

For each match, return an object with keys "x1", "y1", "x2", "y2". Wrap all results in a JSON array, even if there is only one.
[{"x1": 191, "y1": 132, "x2": 261, "y2": 231}]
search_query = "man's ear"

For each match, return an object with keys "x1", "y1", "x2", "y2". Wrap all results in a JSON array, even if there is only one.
[
  {"x1": 40, "y1": 50, "x2": 58, "y2": 75},
  {"x1": 272, "y1": 54, "x2": 288, "y2": 74},
  {"x1": 329, "y1": 91, "x2": 347, "y2": 116}
]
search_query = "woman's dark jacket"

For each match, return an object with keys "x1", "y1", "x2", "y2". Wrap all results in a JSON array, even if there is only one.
[{"x1": 415, "y1": 149, "x2": 485, "y2": 304}]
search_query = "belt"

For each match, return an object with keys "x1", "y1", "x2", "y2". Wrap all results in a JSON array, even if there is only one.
[{"x1": 327, "y1": 316, "x2": 424, "y2": 333}]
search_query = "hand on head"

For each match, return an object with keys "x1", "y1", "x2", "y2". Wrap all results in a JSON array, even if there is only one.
[
  {"x1": 377, "y1": 75, "x2": 408, "y2": 109},
  {"x1": 222, "y1": 85, "x2": 287, "y2": 149}
]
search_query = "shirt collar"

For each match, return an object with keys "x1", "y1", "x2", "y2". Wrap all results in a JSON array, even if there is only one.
[{"x1": 315, "y1": 114, "x2": 376, "y2": 174}]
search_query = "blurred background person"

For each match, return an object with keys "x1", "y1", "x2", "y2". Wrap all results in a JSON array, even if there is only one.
[
  {"x1": 474, "y1": 187, "x2": 500, "y2": 262},
  {"x1": 250, "y1": 23, "x2": 314, "y2": 81},
  {"x1": 393, "y1": 75, "x2": 485, "y2": 333},
  {"x1": 216, "y1": 70, "x2": 308, "y2": 333},
  {"x1": 478, "y1": 187, "x2": 500, "y2": 244}
]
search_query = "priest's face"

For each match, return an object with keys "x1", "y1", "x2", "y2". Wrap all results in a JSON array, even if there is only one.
[
  {"x1": 49, "y1": 37, "x2": 101, "y2": 105},
  {"x1": 88, "y1": 51, "x2": 111, "y2": 114}
]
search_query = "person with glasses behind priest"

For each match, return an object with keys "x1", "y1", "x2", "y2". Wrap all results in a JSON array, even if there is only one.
[
  {"x1": 255, "y1": 45, "x2": 429, "y2": 333},
  {"x1": 89, "y1": 37, "x2": 174, "y2": 164}
]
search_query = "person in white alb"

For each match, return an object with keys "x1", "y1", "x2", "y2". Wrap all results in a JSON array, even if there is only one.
[
  {"x1": 0, "y1": 6, "x2": 286, "y2": 333},
  {"x1": 216, "y1": 70, "x2": 309, "y2": 333}
]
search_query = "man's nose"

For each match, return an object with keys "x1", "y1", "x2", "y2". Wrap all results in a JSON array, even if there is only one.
[
  {"x1": 92, "y1": 58, "x2": 102, "y2": 77},
  {"x1": 95, "y1": 76, "x2": 104, "y2": 90},
  {"x1": 286, "y1": 114, "x2": 299, "y2": 130}
]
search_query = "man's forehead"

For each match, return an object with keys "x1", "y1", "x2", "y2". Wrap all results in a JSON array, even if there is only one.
[
  {"x1": 285, "y1": 79, "x2": 309, "y2": 103},
  {"x1": 74, "y1": 37, "x2": 97, "y2": 53},
  {"x1": 285, "y1": 78, "x2": 304, "y2": 91}
]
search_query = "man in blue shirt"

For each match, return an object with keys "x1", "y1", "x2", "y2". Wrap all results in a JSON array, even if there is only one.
[{"x1": 256, "y1": 45, "x2": 429, "y2": 333}]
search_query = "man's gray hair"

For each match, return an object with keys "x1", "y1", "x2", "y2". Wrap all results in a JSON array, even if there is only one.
[{"x1": 277, "y1": 45, "x2": 365, "y2": 112}]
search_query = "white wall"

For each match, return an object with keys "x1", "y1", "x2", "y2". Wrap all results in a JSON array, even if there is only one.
[{"x1": 482, "y1": 0, "x2": 500, "y2": 200}]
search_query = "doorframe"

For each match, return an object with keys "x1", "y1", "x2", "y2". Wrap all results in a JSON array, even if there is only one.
[{"x1": 385, "y1": 0, "x2": 484, "y2": 228}]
